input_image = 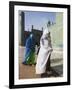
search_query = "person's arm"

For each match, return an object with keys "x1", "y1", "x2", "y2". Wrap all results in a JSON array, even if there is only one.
[{"x1": 41, "y1": 37, "x2": 49, "y2": 49}]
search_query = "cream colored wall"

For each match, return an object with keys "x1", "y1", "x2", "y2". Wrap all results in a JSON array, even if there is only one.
[{"x1": 50, "y1": 12, "x2": 63, "y2": 49}]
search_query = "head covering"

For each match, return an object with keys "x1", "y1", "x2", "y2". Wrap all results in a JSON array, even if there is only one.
[
  {"x1": 30, "y1": 33, "x2": 33, "y2": 38},
  {"x1": 42, "y1": 27, "x2": 50, "y2": 38}
]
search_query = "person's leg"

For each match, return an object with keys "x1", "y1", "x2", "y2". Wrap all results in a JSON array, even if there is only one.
[
  {"x1": 40, "y1": 54, "x2": 52, "y2": 78},
  {"x1": 46, "y1": 54, "x2": 51, "y2": 71},
  {"x1": 22, "y1": 48, "x2": 27, "y2": 65},
  {"x1": 41, "y1": 73, "x2": 48, "y2": 78},
  {"x1": 22, "y1": 48, "x2": 30, "y2": 65},
  {"x1": 46, "y1": 54, "x2": 53, "y2": 76}
]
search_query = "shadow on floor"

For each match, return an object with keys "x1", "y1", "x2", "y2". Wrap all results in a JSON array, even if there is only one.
[{"x1": 41, "y1": 65, "x2": 63, "y2": 78}]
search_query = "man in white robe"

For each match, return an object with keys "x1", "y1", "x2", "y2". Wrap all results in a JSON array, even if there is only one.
[{"x1": 36, "y1": 27, "x2": 53, "y2": 76}]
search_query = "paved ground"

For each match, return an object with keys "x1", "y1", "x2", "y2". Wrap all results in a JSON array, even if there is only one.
[
  {"x1": 19, "y1": 59, "x2": 40, "y2": 79},
  {"x1": 19, "y1": 46, "x2": 63, "y2": 79}
]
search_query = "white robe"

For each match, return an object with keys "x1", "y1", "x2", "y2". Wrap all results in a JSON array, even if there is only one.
[{"x1": 36, "y1": 29, "x2": 53, "y2": 74}]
